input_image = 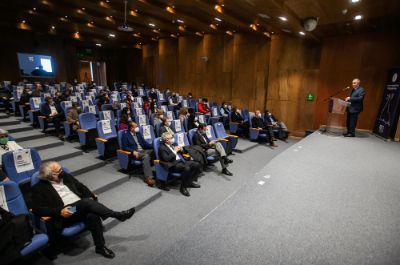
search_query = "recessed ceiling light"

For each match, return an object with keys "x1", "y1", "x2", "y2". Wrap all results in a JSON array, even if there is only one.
[
  {"x1": 21, "y1": 20, "x2": 26, "y2": 23},
  {"x1": 210, "y1": 24, "x2": 217, "y2": 30},
  {"x1": 33, "y1": 7, "x2": 37, "y2": 11},
  {"x1": 176, "y1": 19, "x2": 184, "y2": 23},
  {"x1": 278, "y1": 16, "x2": 287, "y2": 22},
  {"x1": 214, "y1": 17, "x2": 222, "y2": 22},
  {"x1": 149, "y1": 23, "x2": 155, "y2": 27},
  {"x1": 263, "y1": 32, "x2": 271, "y2": 38},
  {"x1": 96, "y1": 43, "x2": 102, "y2": 47},
  {"x1": 109, "y1": 33, "x2": 116, "y2": 37},
  {"x1": 166, "y1": 6, "x2": 175, "y2": 13},
  {"x1": 282, "y1": 28, "x2": 291, "y2": 33},
  {"x1": 351, "y1": 0, "x2": 360, "y2": 3},
  {"x1": 299, "y1": 31, "x2": 306, "y2": 36},
  {"x1": 226, "y1": 30, "x2": 233, "y2": 36},
  {"x1": 249, "y1": 24, "x2": 257, "y2": 31},
  {"x1": 51, "y1": 25, "x2": 55, "y2": 30},
  {"x1": 214, "y1": 4, "x2": 222, "y2": 13},
  {"x1": 354, "y1": 15, "x2": 363, "y2": 20},
  {"x1": 65, "y1": 15, "x2": 68, "y2": 18},
  {"x1": 258, "y1": 13, "x2": 270, "y2": 19}
]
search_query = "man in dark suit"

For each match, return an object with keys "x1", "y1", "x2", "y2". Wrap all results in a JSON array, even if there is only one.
[
  {"x1": 40, "y1": 96, "x2": 64, "y2": 139},
  {"x1": 158, "y1": 132, "x2": 201, "y2": 197},
  {"x1": 264, "y1": 110, "x2": 289, "y2": 140},
  {"x1": 31, "y1": 161, "x2": 135, "y2": 259},
  {"x1": 231, "y1": 106, "x2": 249, "y2": 136},
  {"x1": 251, "y1": 110, "x2": 277, "y2": 147},
  {"x1": 121, "y1": 122, "x2": 156, "y2": 187},
  {"x1": 344, "y1": 78, "x2": 366, "y2": 137},
  {"x1": 192, "y1": 124, "x2": 233, "y2": 176}
]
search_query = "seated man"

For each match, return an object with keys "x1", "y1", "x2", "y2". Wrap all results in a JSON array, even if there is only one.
[
  {"x1": 31, "y1": 161, "x2": 135, "y2": 259},
  {"x1": 198, "y1": 98, "x2": 211, "y2": 115},
  {"x1": 158, "y1": 132, "x2": 201, "y2": 197},
  {"x1": 121, "y1": 122, "x2": 156, "y2": 187},
  {"x1": 168, "y1": 92, "x2": 181, "y2": 111},
  {"x1": 231, "y1": 106, "x2": 249, "y2": 136},
  {"x1": 192, "y1": 124, "x2": 233, "y2": 176},
  {"x1": 0, "y1": 129, "x2": 23, "y2": 167},
  {"x1": 159, "y1": 118, "x2": 175, "y2": 136},
  {"x1": 41, "y1": 96, "x2": 64, "y2": 139},
  {"x1": 251, "y1": 110, "x2": 277, "y2": 147},
  {"x1": 264, "y1": 109, "x2": 289, "y2": 140},
  {"x1": 67, "y1": 102, "x2": 81, "y2": 135}
]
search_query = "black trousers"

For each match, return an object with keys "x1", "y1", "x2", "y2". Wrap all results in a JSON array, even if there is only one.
[
  {"x1": 260, "y1": 128, "x2": 274, "y2": 145},
  {"x1": 346, "y1": 112, "x2": 359, "y2": 135},
  {"x1": 170, "y1": 161, "x2": 201, "y2": 188},
  {"x1": 48, "y1": 198, "x2": 116, "y2": 249}
]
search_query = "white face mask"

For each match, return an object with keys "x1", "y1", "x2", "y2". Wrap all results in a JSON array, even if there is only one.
[
  {"x1": 166, "y1": 122, "x2": 171, "y2": 127},
  {"x1": 170, "y1": 137, "x2": 176, "y2": 144},
  {"x1": 134, "y1": 127, "x2": 140, "y2": 133}
]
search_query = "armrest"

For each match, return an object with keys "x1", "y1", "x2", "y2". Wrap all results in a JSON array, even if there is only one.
[
  {"x1": 117, "y1": 149, "x2": 131, "y2": 155},
  {"x1": 30, "y1": 209, "x2": 51, "y2": 221},
  {"x1": 229, "y1": 122, "x2": 240, "y2": 125},
  {"x1": 154, "y1": 160, "x2": 160, "y2": 163},
  {"x1": 38, "y1": 116, "x2": 47, "y2": 119},
  {"x1": 183, "y1": 154, "x2": 191, "y2": 159},
  {"x1": 78, "y1": 129, "x2": 88, "y2": 132},
  {"x1": 250, "y1": 128, "x2": 262, "y2": 131},
  {"x1": 95, "y1": 138, "x2": 108, "y2": 142},
  {"x1": 227, "y1": 134, "x2": 239, "y2": 138}
]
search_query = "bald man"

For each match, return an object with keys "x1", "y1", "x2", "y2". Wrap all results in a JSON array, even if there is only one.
[{"x1": 344, "y1": 78, "x2": 366, "y2": 137}]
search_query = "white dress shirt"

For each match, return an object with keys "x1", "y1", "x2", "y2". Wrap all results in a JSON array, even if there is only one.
[{"x1": 50, "y1": 179, "x2": 81, "y2": 206}]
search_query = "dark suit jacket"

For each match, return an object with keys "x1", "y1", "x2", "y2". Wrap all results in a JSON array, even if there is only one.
[
  {"x1": 231, "y1": 112, "x2": 244, "y2": 123},
  {"x1": 121, "y1": 131, "x2": 152, "y2": 153},
  {"x1": 192, "y1": 131, "x2": 211, "y2": 150},
  {"x1": 158, "y1": 142, "x2": 183, "y2": 169},
  {"x1": 40, "y1": 103, "x2": 63, "y2": 117},
  {"x1": 159, "y1": 126, "x2": 176, "y2": 137},
  {"x1": 348, "y1": 86, "x2": 366, "y2": 113},
  {"x1": 251, "y1": 116, "x2": 265, "y2": 128},
  {"x1": 264, "y1": 115, "x2": 279, "y2": 126},
  {"x1": 31, "y1": 172, "x2": 94, "y2": 218}
]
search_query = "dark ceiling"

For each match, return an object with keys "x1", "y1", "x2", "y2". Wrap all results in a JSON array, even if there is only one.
[{"x1": 1, "y1": 0, "x2": 399, "y2": 48}]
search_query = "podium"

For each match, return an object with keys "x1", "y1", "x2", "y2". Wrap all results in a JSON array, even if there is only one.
[{"x1": 325, "y1": 97, "x2": 350, "y2": 135}]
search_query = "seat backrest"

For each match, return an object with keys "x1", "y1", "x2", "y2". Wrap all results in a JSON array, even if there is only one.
[
  {"x1": 211, "y1": 106, "x2": 221, "y2": 117},
  {"x1": 213, "y1": 122, "x2": 228, "y2": 138},
  {"x1": 153, "y1": 137, "x2": 162, "y2": 160},
  {"x1": 249, "y1": 112, "x2": 255, "y2": 128},
  {"x1": 155, "y1": 122, "x2": 162, "y2": 137},
  {"x1": 97, "y1": 120, "x2": 117, "y2": 140},
  {"x1": 171, "y1": 119, "x2": 183, "y2": 133},
  {"x1": 2, "y1": 148, "x2": 42, "y2": 185},
  {"x1": 102, "y1": 104, "x2": 113, "y2": 111},
  {"x1": 29, "y1": 97, "x2": 42, "y2": 110},
  {"x1": 79, "y1": 112, "x2": 97, "y2": 130},
  {"x1": 206, "y1": 125, "x2": 217, "y2": 141},
  {"x1": 99, "y1": 110, "x2": 115, "y2": 122},
  {"x1": 61, "y1": 101, "x2": 72, "y2": 113},
  {"x1": 197, "y1": 114, "x2": 207, "y2": 124},
  {"x1": 174, "y1": 132, "x2": 189, "y2": 147},
  {"x1": 188, "y1": 129, "x2": 197, "y2": 145},
  {"x1": 133, "y1": 107, "x2": 144, "y2": 117},
  {"x1": 1, "y1": 181, "x2": 28, "y2": 216},
  {"x1": 117, "y1": 129, "x2": 127, "y2": 148},
  {"x1": 166, "y1": 111, "x2": 174, "y2": 120},
  {"x1": 80, "y1": 99, "x2": 90, "y2": 110},
  {"x1": 84, "y1": 105, "x2": 97, "y2": 114},
  {"x1": 135, "y1": 114, "x2": 148, "y2": 126},
  {"x1": 160, "y1": 105, "x2": 168, "y2": 113},
  {"x1": 140, "y1": 125, "x2": 155, "y2": 146},
  {"x1": 242, "y1": 109, "x2": 249, "y2": 122}
]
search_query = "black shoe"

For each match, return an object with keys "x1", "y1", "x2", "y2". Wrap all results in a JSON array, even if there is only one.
[
  {"x1": 189, "y1": 182, "x2": 201, "y2": 188},
  {"x1": 344, "y1": 133, "x2": 355, "y2": 137},
  {"x1": 224, "y1": 158, "x2": 233, "y2": 164},
  {"x1": 114, "y1": 207, "x2": 135, "y2": 222},
  {"x1": 222, "y1": 168, "x2": 233, "y2": 176},
  {"x1": 180, "y1": 187, "x2": 190, "y2": 197},
  {"x1": 159, "y1": 183, "x2": 170, "y2": 191},
  {"x1": 95, "y1": 246, "x2": 115, "y2": 259}
]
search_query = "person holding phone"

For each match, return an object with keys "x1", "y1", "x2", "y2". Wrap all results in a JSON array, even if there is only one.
[
  {"x1": 31, "y1": 161, "x2": 136, "y2": 259},
  {"x1": 192, "y1": 123, "x2": 233, "y2": 176}
]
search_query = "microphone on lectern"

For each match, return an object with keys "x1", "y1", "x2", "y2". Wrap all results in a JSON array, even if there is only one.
[{"x1": 342, "y1": 86, "x2": 351, "y2": 91}]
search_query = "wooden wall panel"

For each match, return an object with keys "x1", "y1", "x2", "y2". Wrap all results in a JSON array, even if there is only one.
[
  {"x1": 315, "y1": 32, "x2": 400, "y2": 131},
  {"x1": 267, "y1": 35, "x2": 321, "y2": 136}
]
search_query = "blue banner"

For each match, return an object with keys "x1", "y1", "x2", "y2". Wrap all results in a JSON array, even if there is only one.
[{"x1": 373, "y1": 68, "x2": 400, "y2": 139}]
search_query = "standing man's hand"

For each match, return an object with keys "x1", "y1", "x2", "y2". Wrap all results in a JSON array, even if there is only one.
[{"x1": 345, "y1": 97, "x2": 351, "y2": 101}]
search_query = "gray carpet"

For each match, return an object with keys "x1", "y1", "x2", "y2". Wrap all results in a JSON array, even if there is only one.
[
  {"x1": 148, "y1": 132, "x2": 400, "y2": 265},
  {"x1": 33, "y1": 139, "x2": 297, "y2": 265}
]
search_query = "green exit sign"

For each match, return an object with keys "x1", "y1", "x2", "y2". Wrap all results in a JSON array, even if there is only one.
[{"x1": 306, "y1": 93, "x2": 315, "y2": 102}]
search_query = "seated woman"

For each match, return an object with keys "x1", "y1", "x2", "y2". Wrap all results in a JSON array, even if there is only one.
[
  {"x1": 158, "y1": 118, "x2": 175, "y2": 136},
  {"x1": 67, "y1": 103, "x2": 81, "y2": 135},
  {"x1": 0, "y1": 129, "x2": 23, "y2": 167},
  {"x1": 152, "y1": 109, "x2": 165, "y2": 125},
  {"x1": 178, "y1": 107, "x2": 189, "y2": 123},
  {"x1": 118, "y1": 107, "x2": 132, "y2": 131}
]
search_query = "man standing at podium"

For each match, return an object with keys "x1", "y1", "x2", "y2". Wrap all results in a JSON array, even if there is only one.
[{"x1": 344, "y1": 78, "x2": 366, "y2": 137}]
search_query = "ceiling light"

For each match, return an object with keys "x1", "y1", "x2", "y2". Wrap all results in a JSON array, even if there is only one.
[
  {"x1": 249, "y1": 24, "x2": 257, "y2": 31},
  {"x1": 210, "y1": 24, "x2": 217, "y2": 30},
  {"x1": 130, "y1": 10, "x2": 138, "y2": 16},
  {"x1": 33, "y1": 7, "x2": 37, "y2": 11},
  {"x1": 258, "y1": 13, "x2": 270, "y2": 19},
  {"x1": 214, "y1": 4, "x2": 223, "y2": 13},
  {"x1": 81, "y1": 7, "x2": 85, "y2": 10},
  {"x1": 195, "y1": 32, "x2": 203, "y2": 37},
  {"x1": 354, "y1": 15, "x2": 363, "y2": 20},
  {"x1": 226, "y1": 30, "x2": 233, "y2": 36},
  {"x1": 51, "y1": 25, "x2": 55, "y2": 30},
  {"x1": 153, "y1": 29, "x2": 160, "y2": 33},
  {"x1": 215, "y1": 17, "x2": 222, "y2": 22},
  {"x1": 170, "y1": 34, "x2": 177, "y2": 38},
  {"x1": 263, "y1": 32, "x2": 271, "y2": 38},
  {"x1": 73, "y1": 32, "x2": 80, "y2": 39},
  {"x1": 282, "y1": 28, "x2": 291, "y2": 33},
  {"x1": 351, "y1": 0, "x2": 360, "y2": 3},
  {"x1": 149, "y1": 23, "x2": 155, "y2": 27},
  {"x1": 176, "y1": 19, "x2": 184, "y2": 23},
  {"x1": 21, "y1": 20, "x2": 26, "y2": 24},
  {"x1": 109, "y1": 33, "x2": 116, "y2": 37},
  {"x1": 96, "y1": 43, "x2": 102, "y2": 47},
  {"x1": 133, "y1": 33, "x2": 141, "y2": 37},
  {"x1": 178, "y1": 25, "x2": 185, "y2": 31},
  {"x1": 299, "y1": 31, "x2": 306, "y2": 36},
  {"x1": 65, "y1": 15, "x2": 68, "y2": 18},
  {"x1": 278, "y1": 16, "x2": 287, "y2": 22},
  {"x1": 166, "y1": 6, "x2": 175, "y2": 14}
]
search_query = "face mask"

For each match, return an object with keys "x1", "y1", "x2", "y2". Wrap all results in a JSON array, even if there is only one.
[
  {"x1": 166, "y1": 122, "x2": 171, "y2": 127},
  {"x1": 0, "y1": 137, "x2": 8, "y2": 145},
  {"x1": 170, "y1": 138, "x2": 176, "y2": 144},
  {"x1": 134, "y1": 127, "x2": 140, "y2": 133},
  {"x1": 257, "y1": 114, "x2": 262, "y2": 118},
  {"x1": 201, "y1": 130, "x2": 207, "y2": 135},
  {"x1": 268, "y1": 113, "x2": 272, "y2": 116},
  {"x1": 224, "y1": 105, "x2": 227, "y2": 108},
  {"x1": 27, "y1": 91, "x2": 32, "y2": 94}
]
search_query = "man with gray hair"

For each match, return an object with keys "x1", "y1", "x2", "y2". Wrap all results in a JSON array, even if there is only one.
[
  {"x1": 158, "y1": 132, "x2": 201, "y2": 197},
  {"x1": 31, "y1": 161, "x2": 135, "y2": 259},
  {"x1": 344, "y1": 78, "x2": 366, "y2": 137}
]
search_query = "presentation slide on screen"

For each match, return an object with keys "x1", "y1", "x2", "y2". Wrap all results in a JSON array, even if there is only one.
[{"x1": 17, "y1": 53, "x2": 55, "y2": 77}]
